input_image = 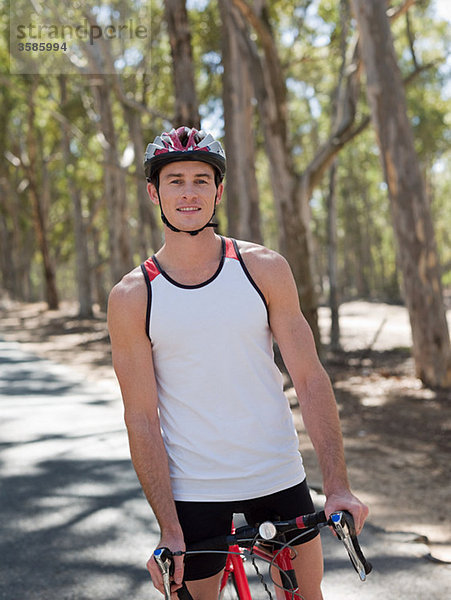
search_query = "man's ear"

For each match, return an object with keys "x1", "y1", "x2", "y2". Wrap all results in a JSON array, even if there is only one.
[
  {"x1": 215, "y1": 182, "x2": 224, "y2": 205},
  {"x1": 147, "y1": 182, "x2": 159, "y2": 206}
]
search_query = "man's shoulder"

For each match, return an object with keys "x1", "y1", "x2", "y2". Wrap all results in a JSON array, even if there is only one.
[
  {"x1": 234, "y1": 239, "x2": 290, "y2": 274},
  {"x1": 233, "y1": 239, "x2": 293, "y2": 302},
  {"x1": 108, "y1": 266, "x2": 147, "y2": 313}
]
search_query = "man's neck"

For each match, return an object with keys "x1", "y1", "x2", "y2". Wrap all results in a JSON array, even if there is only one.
[{"x1": 156, "y1": 230, "x2": 222, "y2": 272}]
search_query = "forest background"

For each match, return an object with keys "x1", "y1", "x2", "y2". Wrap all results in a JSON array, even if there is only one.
[
  {"x1": 0, "y1": 0, "x2": 450, "y2": 388},
  {"x1": 0, "y1": 0, "x2": 451, "y2": 568}
]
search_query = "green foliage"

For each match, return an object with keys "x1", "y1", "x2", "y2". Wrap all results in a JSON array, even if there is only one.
[{"x1": 0, "y1": 0, "x2": 449, "y2": 308}]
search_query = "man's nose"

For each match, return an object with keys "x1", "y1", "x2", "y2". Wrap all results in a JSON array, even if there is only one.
[{"x1": 181, "y1": 182, "x2": 197, "y2": 198}]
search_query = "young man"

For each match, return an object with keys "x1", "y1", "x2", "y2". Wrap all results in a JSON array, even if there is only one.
[{"x1": 107, "y1": 127, "x2": 368, "y2": 600}]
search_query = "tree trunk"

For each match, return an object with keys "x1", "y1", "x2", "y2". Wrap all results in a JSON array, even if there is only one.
[
  {"x1": 90, "y1": 76, "x2": 133, "y2": 285},
  {"x1": 219, "y1": 0, "x2": 262, "y2": 243},
  {"x1": 0, "y1": 182, "x2": 18, "y2": 298},
  {"x1": 230, "y1": 0, "x2": 366, "y2": 348},
  {"x1": 124, "y1": 106, "x2": 162, "y2": 258},
  {"x1": 231, "y1": 0, "x2": 321, "y2": 346},
  {"x1": 230, "y1": 0, "x2": 435, "y2": 355},
  {"x1": 165, "y1": 0, "x2": 200, "y2": 128},
  {"x1": 327, "y1": 0, "x2": 350, "y2": 351},
  {"x1": 59, "y1": 76, "x2": 93, "y2": 318},
  {"x1": 327, "y1": 160, "x2": 340, "y2": 351},
  {"x1": 26, "y1": 83, "x2": 59, "y2": 310},
  {"x1": 0, "y1": 89, "x2": 17, "y2": 298},
  {"x1": 351, "y1": 0, "x2": 451, "y2": 388},
  {"x1": 87, "y1": 191, "x2": 109, "y2": 312}
]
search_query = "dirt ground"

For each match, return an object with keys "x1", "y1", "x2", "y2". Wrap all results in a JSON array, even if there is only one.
[{"x1": 0, "y1": 297, "x2": 450, "y2": 563}]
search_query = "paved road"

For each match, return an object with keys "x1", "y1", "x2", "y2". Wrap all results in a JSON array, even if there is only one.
[{"x1": 0, "y1": 339, "x2": 449, "y2": 600}]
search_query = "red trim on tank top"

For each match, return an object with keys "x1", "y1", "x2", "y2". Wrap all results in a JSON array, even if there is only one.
[
  {"x1": 225, "y1": 237, "x2": 239, "y2": 260},
  {"x1": 143, "y1": 257, "x2": 161, "y2": 282}
]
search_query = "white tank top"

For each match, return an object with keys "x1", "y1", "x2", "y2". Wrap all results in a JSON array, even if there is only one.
[{"x1": 141, "y1": 237, "x2": 305, "y2": 501}]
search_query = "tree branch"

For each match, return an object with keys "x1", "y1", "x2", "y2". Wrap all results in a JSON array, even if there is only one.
[
  {"x1": 301, "y1": 0, "x2": 421, "y2": 196},
  {"x1": 303, "y1": 58, "x2": 436, "y2": 196},
  {"x1": 230, "y1": 0, "x2": 289, "y2": 139},
  {"x1": 405, "y1": 10, "x2": 419, "y2": 69},
  {"x1": 387, "y1": 0, "x2": 417, "y2": 21}
]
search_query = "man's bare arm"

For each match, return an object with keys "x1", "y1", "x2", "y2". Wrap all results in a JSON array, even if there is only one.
[{"x1": 107, "y1": 272, "x2": 184, "y2": 590}]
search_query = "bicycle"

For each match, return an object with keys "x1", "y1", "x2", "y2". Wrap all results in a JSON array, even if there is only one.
[{"x1": 154, "y1": 509, "x2": 372, "y2": 600}]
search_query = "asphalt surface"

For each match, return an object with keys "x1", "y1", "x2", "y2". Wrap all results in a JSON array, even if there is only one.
[{"x1": 0, "y1": 338, "x2": 449, "y2": 600}]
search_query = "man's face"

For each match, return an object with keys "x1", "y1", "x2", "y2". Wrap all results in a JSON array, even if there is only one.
[{"x1": 147, "y1": 161, "x2": 223, "y2": 233}]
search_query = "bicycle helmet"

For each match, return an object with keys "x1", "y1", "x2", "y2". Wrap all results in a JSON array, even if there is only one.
[
  {"x1": 144, "y1": 127, "x2": 226, "y2": 236},
  {"x1": 145, "y1": 127, "x2": 226, "y2": 185}
]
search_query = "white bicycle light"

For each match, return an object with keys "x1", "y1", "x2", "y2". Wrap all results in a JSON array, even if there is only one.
[{"x1": 259, "y1": 521, "x2": 277, "y2": 540}]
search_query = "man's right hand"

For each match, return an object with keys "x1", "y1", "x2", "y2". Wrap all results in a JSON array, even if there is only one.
[{"x1": 147, "y1": 534, "x2": 186, "y2": 597}]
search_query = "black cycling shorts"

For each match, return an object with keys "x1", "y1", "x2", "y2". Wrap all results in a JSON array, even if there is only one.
[{"x1": 175, "y1": 479, "x2": 319, "y2": 581}]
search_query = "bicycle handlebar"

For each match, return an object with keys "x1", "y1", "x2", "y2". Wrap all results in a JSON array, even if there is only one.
[
  {"x1": 181, "y1": 513, "x2": 328, "y2": 554},
  {"x1": 154, "y1": 509, "x2": 372, "y2": 597},
  {"x1": 257, "y1": 509, "x2": 372, "y2": 580}
]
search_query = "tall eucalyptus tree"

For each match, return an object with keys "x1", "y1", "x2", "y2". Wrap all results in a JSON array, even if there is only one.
[{"x1": 351, "y1": 0, "x2": 451, "y2": 388}]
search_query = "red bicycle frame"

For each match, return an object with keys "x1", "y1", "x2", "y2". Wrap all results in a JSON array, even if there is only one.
[
  {"x1": 220, "y1": 544, "x2": 252, "y2": 600},
  {"x1": 219, "y1": 524, "x2": 300, "y2": 600}
]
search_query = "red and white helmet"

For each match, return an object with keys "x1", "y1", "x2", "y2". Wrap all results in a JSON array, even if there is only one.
[{"x1": 144, "y1": 126, "x2": 226, "y2": 184}]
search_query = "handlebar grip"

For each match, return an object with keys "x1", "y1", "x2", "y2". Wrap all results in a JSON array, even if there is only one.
[
  {"x1": 272, "y1": 510, "x2": 327, "y2": 534},
  {"x1": 298, "y1": 510, "x2": 327, "y2": 529}
]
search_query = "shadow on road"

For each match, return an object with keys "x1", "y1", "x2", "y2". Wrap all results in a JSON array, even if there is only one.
[
  {"x1": 1, "y1": 339, "x2": 449, "y2": 600},
  {"x1": 1, "y1": 458, "x2": 157, "y2": 600},
  {"x1": 0, "y1": 340, "x2": 160, "y2": 600}
]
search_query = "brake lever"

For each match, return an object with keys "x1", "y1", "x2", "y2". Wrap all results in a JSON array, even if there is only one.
[
  {"x1": 330, "y1": 511, "x2": 372, "y2": 581},
  {"x1": 154, "y1": 547, "x2": 173, "y2": 600}
]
